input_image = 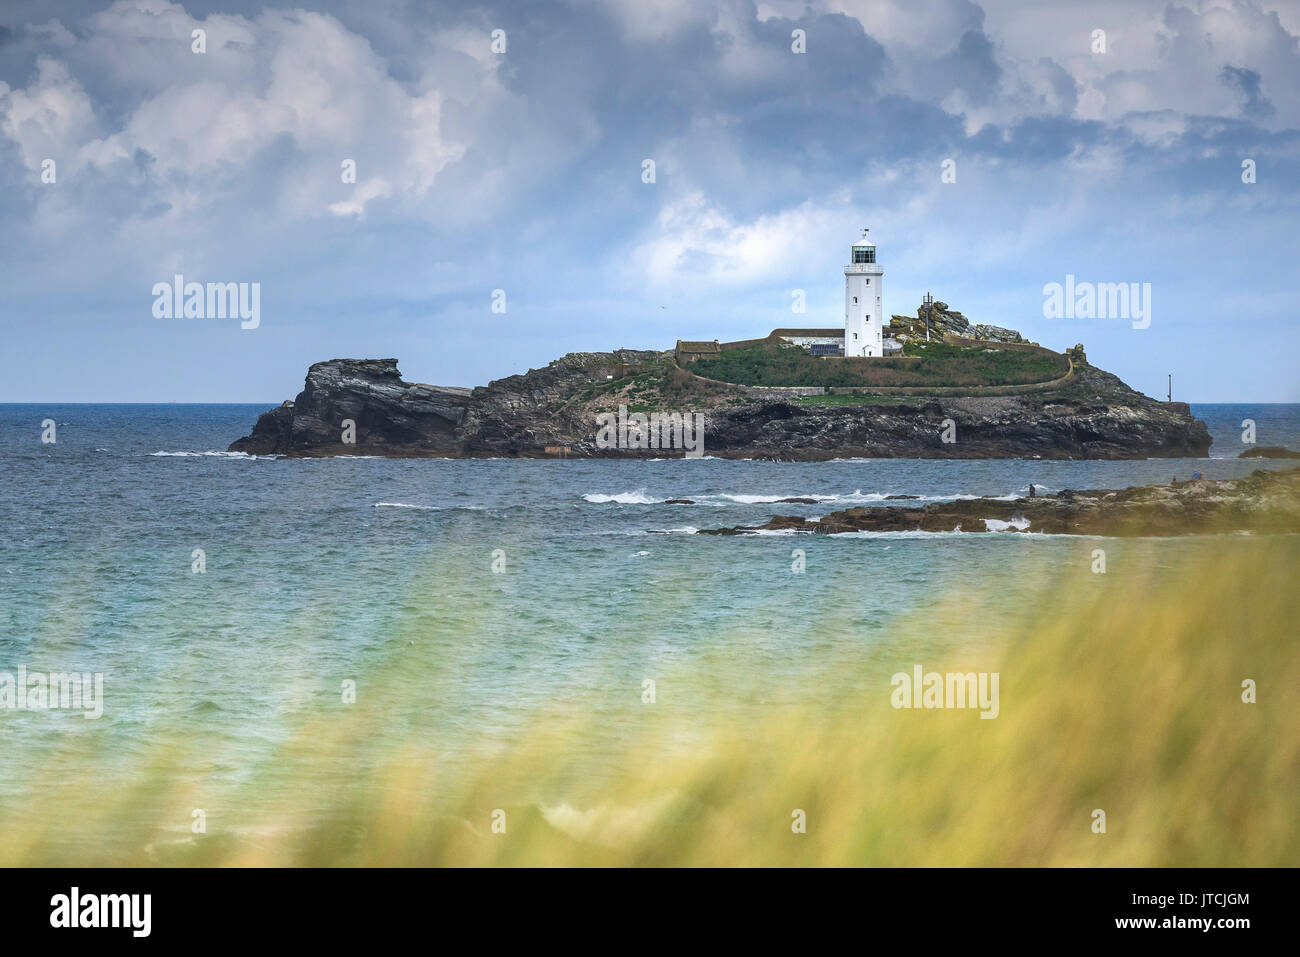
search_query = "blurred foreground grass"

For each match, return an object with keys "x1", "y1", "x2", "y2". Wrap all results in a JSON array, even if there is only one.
[{"x1": 3, "y1": 536, "x2": 1296, "y2": 866}]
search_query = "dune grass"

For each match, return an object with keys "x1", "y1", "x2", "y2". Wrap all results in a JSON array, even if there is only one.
[{"x1": 2, "y1": 536, "x2": 1296, "y2": 866}]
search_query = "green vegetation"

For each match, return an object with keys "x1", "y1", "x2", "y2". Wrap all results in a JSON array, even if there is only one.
[
  {"x1": 693, "y1": 339, "x2": 1067, "y2": 389},
  {"x1": 575, "y1": 357, "x2": 743, "y2": 412}
]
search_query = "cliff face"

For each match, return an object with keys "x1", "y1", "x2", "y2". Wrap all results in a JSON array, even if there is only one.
[
  {"x1": 230, "y1": 359, "x2": 472, "y2": 456},
  {"x1": 229, "y1": 352, "x2": 1212, "y2": 460},
  {"x1": 694, "y1": 364, "x2": 1208, "y2": 460}
]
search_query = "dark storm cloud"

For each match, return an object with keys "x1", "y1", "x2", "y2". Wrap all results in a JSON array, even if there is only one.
[{"x1": 1220, "y1": 64, "x2": 1274, "y2": 119}]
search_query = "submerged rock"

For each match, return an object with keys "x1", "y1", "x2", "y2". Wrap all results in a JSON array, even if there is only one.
[{"x1": 697, "y1": 468, "x2": 1300, "y2": 537}]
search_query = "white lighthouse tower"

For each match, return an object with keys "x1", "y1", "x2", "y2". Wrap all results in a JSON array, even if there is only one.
[{"x1": 844, "y1": 228, "x2": 884, "y2": 357}]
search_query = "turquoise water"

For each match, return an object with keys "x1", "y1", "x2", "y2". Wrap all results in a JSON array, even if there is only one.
[{"x1": 1, "y1": 402, "x2": 1297, "y2": 826}]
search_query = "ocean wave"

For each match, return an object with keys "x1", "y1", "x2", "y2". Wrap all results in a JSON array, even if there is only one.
[
  {"x1": 709, "y1": 526, "x2": 975, "y2": 538},
  {"x1": 583, "y1": 489, "x2": 660, "y2": 504},
  {"x1": 583, "y1": 488, "x2": 1037, "y2": 507},
  {"x1": 372, "y1": 502, "x2": 486, "y2": 511},
  {"x1": 716, "y1": 493, "x2": 837, "y2": 504},
  {"x1": 826, "y1": 528, "x2": 970, "y2": 538},
  {"x1": 821, "y1": 526, "x2": 1060, "y2": 538},
  {"x1": 710, "y1": 489, "x2": 1023, "y2": 505},
  {"x1": 150, "y1": 450, "x2": 272, "y2": 459},
  {"x1": 647, "y1": 526, "x2": 699, "y2": 534},
  {"x1": 984, "y1": 516, "x2": 1032, "y2": 532}
]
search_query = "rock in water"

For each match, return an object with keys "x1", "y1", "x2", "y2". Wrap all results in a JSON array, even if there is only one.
[
  {"x1": 1240, "y1": 446, "x2": 1300, "y2": 459},
  {"x1": 229, "y1": 359, "x2": 471, "y2": 456},
  {"x1": 697, "y1": 468, "x2": 1300, "y2": 537}
]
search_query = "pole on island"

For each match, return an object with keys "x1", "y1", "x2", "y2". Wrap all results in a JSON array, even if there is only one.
[{"x1": 1168, "y1": 374, "x2": 1172, "y2": 402}]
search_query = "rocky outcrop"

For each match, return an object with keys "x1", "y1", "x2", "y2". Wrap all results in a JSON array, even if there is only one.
[
  {"x1": 698, "y1": 468, "x2": 1300, "y2": 537},
  {"x1": 229, "y1": 351, "x2": 1212, "y2": 460},
  {"x1": 230, "y1": 359, "x2": 472, "y2": 456},
  {"x1": 1240, "y1": 446, "x2": 1300, "y2": 459},
  {"x1": 889, "y1": 300, "x2": 1035, "y2": 346},
  {"x1": 971, "y1": 324, "x2": 1027, "y2": 343}
]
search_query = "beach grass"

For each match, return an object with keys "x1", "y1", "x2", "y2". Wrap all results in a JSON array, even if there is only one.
[{"x1": 2, "y1": 535, "x2": 1296, "y2": 866}]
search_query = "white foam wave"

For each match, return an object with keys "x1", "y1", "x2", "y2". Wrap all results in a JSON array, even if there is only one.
[
  {"x1": 583, "y1": 489, "x2": 661, "y2": 504},
  {"x1": 716, "y1": 493, "x2": 836, "y2": 504},
  {"x1": 150, "y1": 450, "x2": 274, "y2": 459},
  {"x1": 584, "y1": 487, "x2": 1040, "y2": 508},
  {"x1": 984, "y1": 516, "x2": 1031, "y2": 532},
  {"x1": 826, "y1": 528, "x2": 970, "y2": 538},
  {"x1": 372, "y1": 502, "x2": 487, "y2": 511},
  {"x1": 706, "y1": 489, "x2": 1019, "y2": 505}
]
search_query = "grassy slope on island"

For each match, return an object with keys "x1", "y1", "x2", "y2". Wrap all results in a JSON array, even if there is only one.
[
  {"x1": 564, "y1": 353, "x2": 748, "y2": 414},
  {"x1": 691, "y1": 339, "x2": 1068, "y2": 389}
]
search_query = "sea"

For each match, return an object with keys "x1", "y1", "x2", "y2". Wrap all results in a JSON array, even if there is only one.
[{"x1": 1, "y1": 402, "x2": 1297, "y2": 842}]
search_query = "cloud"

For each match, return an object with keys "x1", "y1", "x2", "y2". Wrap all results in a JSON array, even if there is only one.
[
  {"x1": 0, "y1": 0, "x2": 1297, "y2": 401},
  {"x1": 1220, "y1": 63, "x2": 1275, "y2": 118},
  {"x1": 982, "y1": 0, "x2": 1300, "y2": 130},
  {"x1": 634, "y1": 189, "x2": 876, "y2": 287},
  {"x1": 2, "y1": 1, "x2": 467, "y2": 225},
  {"x1": 0, "y1": 56, "x2": 100, "y2": 172}
]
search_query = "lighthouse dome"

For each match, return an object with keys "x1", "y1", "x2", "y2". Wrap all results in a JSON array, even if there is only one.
[{"x1": 850, "y1": 228, "x2": 877, "y2": 264}]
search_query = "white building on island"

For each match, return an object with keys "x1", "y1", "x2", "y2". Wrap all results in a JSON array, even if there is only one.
[{"x1": 771, "y1": 228, "x2": 897, "y2": 357}]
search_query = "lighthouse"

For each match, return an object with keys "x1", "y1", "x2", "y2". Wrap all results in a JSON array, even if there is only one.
[{"x1": 844, "y1": 229, "x2": 884, "y2": 357}]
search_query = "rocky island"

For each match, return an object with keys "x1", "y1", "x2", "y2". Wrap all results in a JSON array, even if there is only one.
[
  {"x1": 229, "y1": 333, "x2": 1211, "y2": 460},
  {"x1": 697, "y1": 467, "x2": 1300, "y2": 537}
]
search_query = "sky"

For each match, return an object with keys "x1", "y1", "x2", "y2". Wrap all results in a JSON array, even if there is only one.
[{"x1": 2, "y1": 0, "x2": 1298, "y2": 402}]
